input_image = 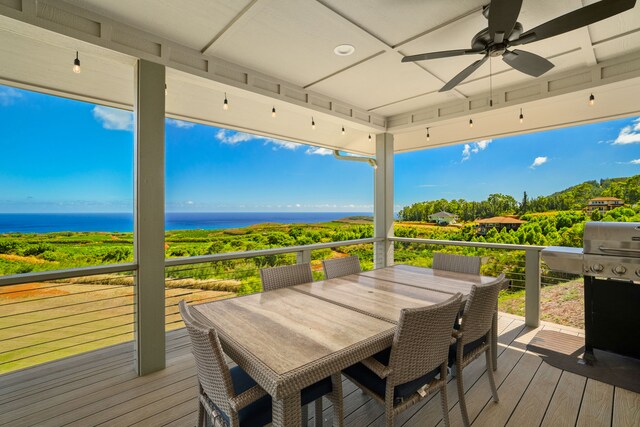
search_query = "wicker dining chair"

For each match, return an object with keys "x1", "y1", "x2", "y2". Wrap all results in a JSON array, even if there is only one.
[
  {"x1": 179, "y1": 301, "x2": 337, "y2": 427},
  {"x1": 432, "y1": 252, "x2": 481, "y2": 275},
  {"x1": 448, "y1": 274, "x2": 506, "y2": 427},
  {"x1": 259, "y1": 263, "x2": 313, "y2": 292},
  {"x1": 343, "y1": 293, "x2": 463, "y2": 427},
  {"x1": 322, "y1": 255, "x2": 361, "y2": 279}
]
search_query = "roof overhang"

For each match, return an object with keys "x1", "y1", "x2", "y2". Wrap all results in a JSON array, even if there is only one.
[{"x1": 1, "y1": 0, "x2": 640, "y2": 156}]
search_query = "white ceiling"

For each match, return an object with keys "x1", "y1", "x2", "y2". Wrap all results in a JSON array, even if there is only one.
[{"x1": 2, "y1": 0, "x2": 640, "y2": 155}]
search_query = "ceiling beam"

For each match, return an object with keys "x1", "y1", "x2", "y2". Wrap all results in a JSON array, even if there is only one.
[
  {"x1": 0, "y1": 0, "x2": 386, "y2": 131},
  {"x1": 386, "y1": 50, "x2": 640, "y2": 132}
]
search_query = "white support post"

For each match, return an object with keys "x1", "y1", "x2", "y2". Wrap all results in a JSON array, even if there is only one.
[
  {"x1": 374, "y1": 133, "x2": 394, "y2": 268},
  {"x1": 524, "y1": 249, "x2": 541, "y2": 328},
  {"x1": 134, "y1": 59, "x2": 166, "y2": 375}
]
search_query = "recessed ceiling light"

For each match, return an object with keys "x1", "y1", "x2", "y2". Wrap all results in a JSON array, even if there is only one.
[{"x1": 334, "y1": 44, "x2": 355, "y2": 56}]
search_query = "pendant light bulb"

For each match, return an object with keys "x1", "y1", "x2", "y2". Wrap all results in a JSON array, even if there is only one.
[
  {"x1": 341, "y1": 126, "x2": 345, "y2": 135},
  {"x1": 368, "y1": 134, "x2": 372, "y2": 142},
  {"x1": 426, "y1": 127, "x2": 430, "y2": 142},
  {"x1": 469, "y1": 118, "x2": 473, "y2": 128},
  {"x1": 519, "y1": 108, "x2": 524, "y2": 124},
  {"x1": 271, "y1": 106, "x2": 276, "y2": 118},
  {"x1": 223, "y1": 93, "x2": 229, "y2": 110},
  {"x1": 589, "y1": 93, "x2": 595, "y2": 107},
  {"x1": 311, "y1": 117, "x2": 315, "y2": 130},
  {"x1": 72, "y1": 51, "x2": 81, "y2": 74},
  {"x1": 165, "y1": 84, "x2": 168, "y2": 96}
]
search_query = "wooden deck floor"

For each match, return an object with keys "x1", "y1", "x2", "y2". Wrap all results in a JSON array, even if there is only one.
[{"x1": 1, "y1": 313, "x2": 638, "y2": 427}]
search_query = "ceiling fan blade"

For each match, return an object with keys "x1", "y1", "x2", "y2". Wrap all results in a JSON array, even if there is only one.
[
  {"x1": 488, "y1": 0, "x2": 524, "y2": 43},
  {"x1": 502, "y1": 49, "x2": 554, "y2": 77},
  {"x1": 439, "y1": 55, "x2": 489, "y2": 92},
  {"x1": 515, "y1": 0, "x2": 636, "y2": 45},
  {"x1": 401, "y1": 49, "x2": 484, "y2": 62}
]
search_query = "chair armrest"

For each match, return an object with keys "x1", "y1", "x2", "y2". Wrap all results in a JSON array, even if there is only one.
[
  {"x1": 229, "y1": 385, "x2": 268, "y2": 411},
  {"x1": 361, "y1": 357, "x2": 392, "y2": 379},
  {"x1": 452, "y1": 329, "x2": 462, "y2": 339}
]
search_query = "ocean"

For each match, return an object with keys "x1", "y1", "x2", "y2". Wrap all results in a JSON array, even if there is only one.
[{"x1": 0, "y1": 212, "x2": 372, "y2": 234}]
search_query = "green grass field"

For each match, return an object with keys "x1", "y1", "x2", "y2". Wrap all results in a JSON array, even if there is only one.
[{"x1": 0, "y1": 216, "x2": 591, "y2": 374}]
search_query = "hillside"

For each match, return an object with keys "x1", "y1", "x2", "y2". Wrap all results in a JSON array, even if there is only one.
[
  {"x1": 398, "y1": 174, "x2": 640, "y2": 222},
  {"x1": 529, "y1": 174, "x2": 640, "y2": 212}
]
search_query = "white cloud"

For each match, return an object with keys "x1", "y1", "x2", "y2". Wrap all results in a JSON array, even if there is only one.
[
  {"x1": 613, "y1": 117, "x2": 640, "y2": 144},
  {"x1": 461, "y1": 139, "x2": 492, "y2": 161},
  {"x1": 0, "y1": 87, "x2": 23, "y2": 106},
  {"x1": 167, "y1": 118, "x2": 195, "y2": 129},
  {"x1": 418, "y1": 184, "x2": 441, "y2": 188},
  {"x1": 530, "y1": 156, "x2": 548, "y2": 169},
  {"x1": 631, "y1": 159, "x2": 640, "y2": 164},
  {"x1": 92, "y1": 106, "x2": 133, "y2": 131},
  {"x1": 216, "y1": 129, "x2": 253, "y2": 144},
  {"x1": 476, "y1": 139, "x2": 491, "y2": 150},
  {"x1": 462, "y1": 144, "x2": 472, "y2": 161},
  {"x1": 306, "y1": 147, "x2": 333, "y2": 156},
  {"x1": 270, "y1": 140, "x2": 301, "y2": 150},
  {"x1": 216, "y1": 129, "x2": 299, "y2": 150}
]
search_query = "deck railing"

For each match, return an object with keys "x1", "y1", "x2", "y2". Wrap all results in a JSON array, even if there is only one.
[
  {"x1": 0, "y1": 236, "x2": 580, "y2": 374},
  {"x1": 0, "y1": 239, "x2": 378, "y2": 373}
]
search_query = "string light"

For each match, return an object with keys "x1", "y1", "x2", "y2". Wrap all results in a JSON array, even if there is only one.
[
  {"x1": 311, "y1": 117, "x2": 315, "y2": 130},
  {"x1": 426, "y1": 127, "x2": 430, "y2": 142},
  {"x1": 223, "y1": 93, "x2": 229, "y2": 110},
  {"x1": 368, "y1": 134, "x2": 372, "y2": 142},
  {"x1": 469, "y1": 118, "x2": 473, "y2": 128},
  {"x1": 341, "y1": 126, "x2": 345, "y2": 135},
  {"x1": 589, "y1": 93, "x2": 595, "y2": 107},
  {"x1": 72, "y1": 51, "x2": 81, "y2": 74},
  {"x1": 519, "y1": 108, "x2": 524, "y2": 124},
  {"x1": 271, "y1": 106, "x2": 276, "y2": 118},
  {"x1": 165, "y1": 84, "x2": 168, "y2": 95}
]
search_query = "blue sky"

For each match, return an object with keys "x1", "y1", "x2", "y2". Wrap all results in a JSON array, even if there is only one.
[{"x1": 0, "y1": 84, "x2": 639, "y2": 213}]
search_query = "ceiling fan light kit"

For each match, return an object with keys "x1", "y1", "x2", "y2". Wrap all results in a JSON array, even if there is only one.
[{"x1": 402, "y1": 0, "x2": 637, "y2": 91}]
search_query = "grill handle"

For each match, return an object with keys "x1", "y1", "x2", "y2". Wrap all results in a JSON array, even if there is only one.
[{"x1": 598, "y1": 246, "x2": 640, "y2": 255}]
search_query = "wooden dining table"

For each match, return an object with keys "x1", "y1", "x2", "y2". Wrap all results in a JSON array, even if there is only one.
[{"x1": 191, "y1": 264, "x2": 499, "y2": 427}]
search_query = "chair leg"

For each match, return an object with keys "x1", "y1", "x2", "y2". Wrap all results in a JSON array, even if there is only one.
[
  {"x1": 328, "y1": 373, "x2": 344, "y2": 427},
  {"x1": 385, "y1": 382, "x2": 395, "y2": 427},
  {"x1": 314, "y1": 398, "x2": 323, "y2": 427},
  {"x1": 485, "y1": 348, "x2": 499, "y2": 402},
  {"x1": 302, "y1": 404, "x2": 309, "y2": 426},
  {"x1": 198, "y1": 400, "x2": 205, "y2": 427},
  {"x1": 492, "y1": 310, "x2": 498, "y2": 371},
  {"x1": 440, "y1": 364, "x2": 451, "y2": 427},
  {"x1": 440, "y1": 388, "x2": 450, "y2": 427},
  {"x1": 456, "y1": 360, "x2": 471, "y2": 427}
]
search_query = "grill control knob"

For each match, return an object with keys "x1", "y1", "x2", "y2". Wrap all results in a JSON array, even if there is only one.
[
  {"x1": 590, "y1": 264, "x2": 604, "y2": 273},
  {"x1": 612, "y1": 265, "x2": 627, "y2": 276}
]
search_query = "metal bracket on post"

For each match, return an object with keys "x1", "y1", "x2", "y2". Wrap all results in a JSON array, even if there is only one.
[
  {"x1": 296, "y1": 249, "x2": 311, "y2": 265},
  {"x1": 374, "y1": 134, "x2": 394, "y2": 269},
  {"x1": 524, "y1": 249, "x2": 541, "y2": 328}
]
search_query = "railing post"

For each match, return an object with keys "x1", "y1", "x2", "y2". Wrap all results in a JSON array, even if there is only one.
[
  {"x1": 524, "y1": 249, "x2": 541, "y2": 328},
  {"x1": 296, "y1": 249, "x2": 311, "y2": 265}
]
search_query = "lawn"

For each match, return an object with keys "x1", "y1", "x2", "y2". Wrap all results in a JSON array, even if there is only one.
[{"x1": 498, "y1": 279, "x2": 584, "y2": 329}]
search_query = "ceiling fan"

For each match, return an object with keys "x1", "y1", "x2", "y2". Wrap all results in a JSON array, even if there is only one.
[{"x1": 401, "y1": 0, "x2": 637, "y2": 92}]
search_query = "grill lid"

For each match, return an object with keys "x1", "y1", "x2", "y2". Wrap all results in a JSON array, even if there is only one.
[{"x1": 583, "y1": 222, "x2": 640, "y2": 257}]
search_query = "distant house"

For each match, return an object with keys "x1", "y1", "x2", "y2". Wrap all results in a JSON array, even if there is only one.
[
  {"x1": 585, "y1": 197, "x2": 624, "y2": 215},
  {"x1": 428, "y1": 211, "x2": 458, "y2": 225},
  {"x1": 476, "y1": 216, "x2": 526, "y2": 235}
]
